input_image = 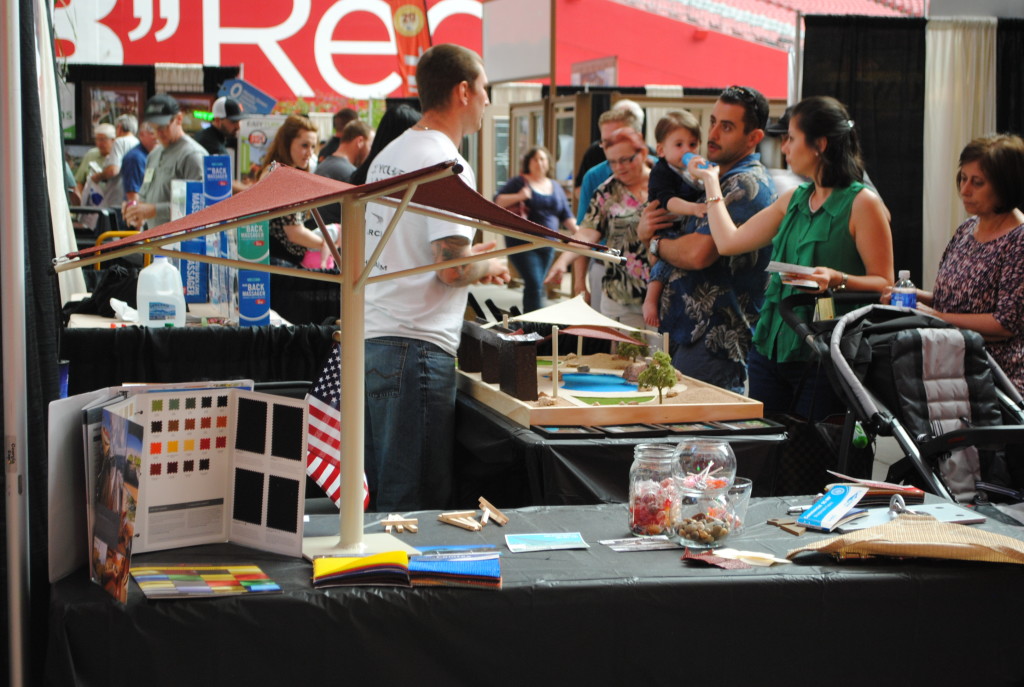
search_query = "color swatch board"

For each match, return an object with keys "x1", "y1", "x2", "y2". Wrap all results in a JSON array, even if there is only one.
[
  {"x1": 103, "y1": 387, "x2": 308, "y2": 558},
  {"x1": 81, "y1": 381, "x2": 253, "y2": 572}
]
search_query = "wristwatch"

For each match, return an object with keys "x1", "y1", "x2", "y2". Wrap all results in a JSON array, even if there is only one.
[{"x1": 649, "y1": 236, "x2": 660, "y2": 258}]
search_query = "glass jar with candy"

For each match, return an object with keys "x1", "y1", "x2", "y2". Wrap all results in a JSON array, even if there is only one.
[
  {"x1": 628, "y1": 444, "x2": 680, "y2": 537},
  {"x1": 673, "y1": 439, "x2": 737, "y2": 548}
]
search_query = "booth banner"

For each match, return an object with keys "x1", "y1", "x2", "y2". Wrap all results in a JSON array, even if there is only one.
[
  {"x1": 53, "y1": 0, "x2": 482, "y2": 101},
  {"x1": 388, "y1": 0, "x2": 432, "y2": 96}
]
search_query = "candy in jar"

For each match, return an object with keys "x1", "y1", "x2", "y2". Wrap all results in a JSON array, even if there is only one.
[
  {"x1": 628, "y1": 444, "x2": 679, "y2": 537},
  {"x1": 675, "y1": 439, "x2": 736, "y2": 491}
]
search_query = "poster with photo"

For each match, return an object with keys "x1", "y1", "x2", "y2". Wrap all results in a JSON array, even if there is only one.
[
  {"x1": 90, "y1": 404, "x2": 142, "y2": 603},
  {"x1": 83, "y1": 82, "x2": 145, "y2": 138},
  {"x1": 170, "y1": 92, "x2": 215, "y2": 134}
]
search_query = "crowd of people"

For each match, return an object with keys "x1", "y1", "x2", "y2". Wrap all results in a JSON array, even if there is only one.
[
  {"x1": 65, "y1": 44, "x2": 1024, "y2": 513},
  {"x1": 537, "y1": 86, "x2": 1024, "y2": 428}
]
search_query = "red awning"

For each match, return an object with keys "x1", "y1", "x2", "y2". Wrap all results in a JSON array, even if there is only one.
[{"x1": 59, "y1": 161, "x2": 609, "y2": 265}]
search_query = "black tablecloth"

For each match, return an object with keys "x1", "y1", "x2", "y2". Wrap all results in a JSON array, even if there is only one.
[
  {"x1": 61, "y1": 324, "x2": 336, "y2": 395},
  {"x1": 47, "y1": 501, "x2": 1024, "y2": 686},
  {"x1": 454, "y1": 393, "x2": 786, "y2": 507}
]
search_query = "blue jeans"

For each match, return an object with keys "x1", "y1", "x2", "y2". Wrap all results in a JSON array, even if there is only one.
[
  {"x1": 670, "y1": 339, "x2": 746, "y2": 394},
  {"x1": 747, "y1": 347, "x2": 843, "y2": 422},
  {"x1": 364, "y1": 337, "x2": 456, "y2": 511},
  {"x1": 506, "y1": 237, "x2": 554, "y2": 313}
]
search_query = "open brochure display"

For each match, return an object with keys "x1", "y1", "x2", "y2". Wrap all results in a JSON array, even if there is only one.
[{"x1": 68, "y1": 381, "x2": 307, "y2": 601}]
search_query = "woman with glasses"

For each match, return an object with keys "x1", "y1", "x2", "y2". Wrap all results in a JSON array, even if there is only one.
[
  {"x1": 691, "y1": 95, "x2": 894, "y2": 420},
  {"x1": 546, "y1": 128, "x2": 651, "y2": 328},
  {"x1": 886, "y1": 134, "x2": 1024, "y2": 392}
]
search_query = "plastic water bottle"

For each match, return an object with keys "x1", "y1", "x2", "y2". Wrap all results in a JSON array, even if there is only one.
[
  {"x1": 852, "y1": 421, "x2": 869, "y2": 449},
  {"x1": 682, "y1": 152, "x2": 712, "y2": 169},
  {"x1": 891, "y1": 270, "x2": 917, "y2": 309},
  {"x1": 136, "y1": 256, "x2": 186, "y2": 327},
  {"x1": 680, "y1": 152, "x2": 712, "y2": 190}
]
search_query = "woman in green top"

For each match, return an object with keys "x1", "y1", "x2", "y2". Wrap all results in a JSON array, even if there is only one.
[{"x1": 690, "y1": 95, "x2": 894, "y2": 420}]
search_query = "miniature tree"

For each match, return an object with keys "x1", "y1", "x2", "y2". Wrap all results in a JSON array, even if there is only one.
[
  {"x1": 637, "y1": 351, "x2": 677, "y2": 403},
  {"x1": 617, "y1": 334, "x2": 649, "y2": 362}
]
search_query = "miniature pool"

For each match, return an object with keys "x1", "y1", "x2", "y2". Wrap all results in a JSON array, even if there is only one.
[{"x1": 560, "y1": 373, "x2": 638, "y2": 393}]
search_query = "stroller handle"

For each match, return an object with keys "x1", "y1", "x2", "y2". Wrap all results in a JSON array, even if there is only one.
[
  {"x1": 778, "y1": 291, "x2": 880, "y2": 358},
  {"x1": 778, "y1": 292, "x2": 820, "y2": 350}
]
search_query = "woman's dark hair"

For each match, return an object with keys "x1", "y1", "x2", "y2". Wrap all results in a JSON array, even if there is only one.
[
  {"x1": 259, "y1": 114, "x2": 317, "y2": 176},
  {"x1": 350, "y1": 104, "x2": 421, "y2": 185},
  {"x1": 957, "y1": 134, "x2": 1024, "y2": 214},
  {"x1": 520, "y1": 146, "x2": 552, "y2": 176},
  {"x1": 791, "y1": 96, "x2": 864, "y2": 188}
]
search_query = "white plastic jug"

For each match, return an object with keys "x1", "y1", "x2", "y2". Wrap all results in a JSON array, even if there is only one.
[{"x1": 136, "y1": 256, "x2": 186, "y2": 327}]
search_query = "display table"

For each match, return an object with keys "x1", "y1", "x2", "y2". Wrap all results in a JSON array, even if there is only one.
[
  {"x1": 47, "y1": 500, "x2": 1024, "y2": 686},
  {"x1": 453, "y1": 393, "x2": 786, "y2": 507}
]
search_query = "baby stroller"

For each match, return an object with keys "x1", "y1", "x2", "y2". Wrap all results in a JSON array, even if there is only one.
[{"x1": 784, "y1": 293, "x2": 1024, "y2": 503}]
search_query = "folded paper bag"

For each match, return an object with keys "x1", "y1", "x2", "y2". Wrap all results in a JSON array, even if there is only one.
[{"x1": 787, "y1": 513, "x2": 1024, "y2": 565}]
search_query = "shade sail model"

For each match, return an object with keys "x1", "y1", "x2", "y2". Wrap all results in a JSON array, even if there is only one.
[
  {"x1": 508, "y1": 293, "x2": 640, "y2": 332},
  {"x1": 558, "y1": 326, "x2": 643, "y2": 346},
  {"x1": 53, "y1": 160, "x2": 622, "y2": 558}
]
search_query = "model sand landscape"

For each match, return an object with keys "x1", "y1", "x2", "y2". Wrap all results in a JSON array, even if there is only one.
[{"x1": 457, "y1": 350, "x2": 762, "y2": 427}]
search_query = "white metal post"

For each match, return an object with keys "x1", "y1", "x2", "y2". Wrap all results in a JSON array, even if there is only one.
[{"x1": 2, "y1": 0, "x2": 30, "y2": 683}]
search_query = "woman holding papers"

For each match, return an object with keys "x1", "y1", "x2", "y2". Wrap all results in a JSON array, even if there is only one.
[{"x1": 690, "y1": 96, "x2": 893, "y2": 419}]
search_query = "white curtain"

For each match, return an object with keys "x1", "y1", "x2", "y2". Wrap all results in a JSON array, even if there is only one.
[
  {"x1": 921, "y1": 17, "x2": 996, "y2": 289},
  {"x1": 644, "y1": 84, "x2": 684, "y2": 152},
  {"x1": 36, "y1": 0, "x2": 87, "y2": 302}
]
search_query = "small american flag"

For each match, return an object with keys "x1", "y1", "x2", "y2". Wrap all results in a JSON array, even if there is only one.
[{"x1": 306, "y1": 343, "x2": 370, "y2": 509}]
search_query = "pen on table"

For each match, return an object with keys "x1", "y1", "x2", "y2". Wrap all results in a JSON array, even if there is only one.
[{"x1": 787, "y1": 495, "x2": 823, "y2": 515}]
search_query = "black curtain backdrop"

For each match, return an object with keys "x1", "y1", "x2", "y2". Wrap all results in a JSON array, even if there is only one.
[
  {"x1": 802, "y1": 15, "x2": 927, "y2": 282},
  {"x1": 1, "y1": 0, "x2": 63, "y2": 683},
  {"x1": 996, "y1": 19, "x2": 1024, "y2": 136},
  {"x1": 0, "y1": 1, "x2": 63, "y2": 682}
]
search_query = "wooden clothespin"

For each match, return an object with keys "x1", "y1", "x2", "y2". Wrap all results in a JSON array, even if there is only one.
[
  {"x1": 478, "y1": 497, "x2": 509, "y2": 526},
  {"x1": 438, "y1": 511, "x2": 482, "y2": 532},
  {"x1": 767, "y1": 517, "x2": 805, "y2": 536},
  {"x1": 381, "y1": 513, "x2": 419, "y2": 534}
]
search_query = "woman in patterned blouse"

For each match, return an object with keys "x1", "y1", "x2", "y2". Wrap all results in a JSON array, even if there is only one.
[
  {"x1": 258, "y1": 114, "x2": 337, "y2": 268},
  {"x1": 546, "y1": 128, "x2": 651, "y2": 329},
  {"x1": 891, "y1": 135, "x2": 1024, "y2": 391}
]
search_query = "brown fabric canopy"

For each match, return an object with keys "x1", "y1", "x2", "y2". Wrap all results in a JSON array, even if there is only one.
[{"x1": 60, "y1": 161, "x2": 609, "y2": 263}]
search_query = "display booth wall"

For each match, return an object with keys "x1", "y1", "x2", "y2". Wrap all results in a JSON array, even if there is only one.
[{"x1": 803, "y1": 15, "x2": 1024, "y2": 287}]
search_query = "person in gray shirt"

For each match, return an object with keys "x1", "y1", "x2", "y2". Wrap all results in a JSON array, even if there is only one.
[
  {"x1": 308, "y1": 120, "x2": 374, "y2": 226},
  {"x1": 123, "y1": 93, "x2": 206, "y2": 230}
]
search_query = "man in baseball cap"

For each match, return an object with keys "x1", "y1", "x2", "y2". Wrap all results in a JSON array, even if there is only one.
[
  {"x1": 124, "y1": 93, "x2": 206, "y2": 229},
  {"x1": 142, "y1": 93, "x2": 181, "y2": 126},
  {"x1": 194, "y1": 96, "x2": 246, "y2": 155},
  {"x1": 193, "y1": 96, "x2": 250, "y2": 191}
]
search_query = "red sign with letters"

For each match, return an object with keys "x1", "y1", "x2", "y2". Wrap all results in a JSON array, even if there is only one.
[
  {"x1": 53, "y1": 0, "x2": 787, "y2": 102},
  {"x1": 54, "y1": 0, "x2": 482, "y2": 102}
]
